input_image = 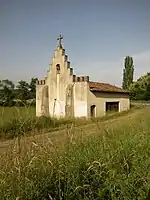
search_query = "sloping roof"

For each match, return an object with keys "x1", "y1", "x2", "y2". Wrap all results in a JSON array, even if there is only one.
[{"x1": 89, "y1": 81, "x2": 129, "y2": 93}]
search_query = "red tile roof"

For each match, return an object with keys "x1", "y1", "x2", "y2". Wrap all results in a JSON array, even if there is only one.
[{"x1": 89, "y1": 81, "x2": 129, "y2": 93}]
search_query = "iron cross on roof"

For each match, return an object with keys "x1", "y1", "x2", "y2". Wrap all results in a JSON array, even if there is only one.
[{"x1": 57, "y1": 34, "x2": 63, "y2": 48}]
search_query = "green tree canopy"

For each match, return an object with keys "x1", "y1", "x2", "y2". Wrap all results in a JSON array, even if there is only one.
[
  {"x1": 0, "y1": 78, "x2": 37, "y2": 106},
  {"x1": 129, "y1": 72, "x2": 150, "y2": 100},
  {"x1": 29, "y1": 77, "x2": 38, "y2": 99},
  {"x1": 122, "y1": 56, "x2": 134, "y2": 90},
  {"x1": 0, "y1": 79, "x2": 15, "y2": 106},
  {"x1": 16, "y1": 80, "x2": 30, "y2": 102}
]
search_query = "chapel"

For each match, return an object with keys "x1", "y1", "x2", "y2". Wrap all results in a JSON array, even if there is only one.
[{"x1": 36, "y1": 35, "x2": 130, "y2": 118}]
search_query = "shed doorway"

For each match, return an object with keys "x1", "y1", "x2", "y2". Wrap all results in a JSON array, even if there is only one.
[
  {"x1": 106, "y1": 101, "x2": 119, "y2": 113},
  {"x1": 90, "y1": 105, "x2": 96, "y2": 117}
]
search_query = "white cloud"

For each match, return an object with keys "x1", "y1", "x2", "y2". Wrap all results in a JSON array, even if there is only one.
[{"x1": 75, "y1": 50, "x2": 150, "y2": 87}]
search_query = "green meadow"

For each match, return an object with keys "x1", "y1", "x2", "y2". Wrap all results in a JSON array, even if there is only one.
[{"x1": 0, "y1": 106, "x2": 150, "y2": 199}]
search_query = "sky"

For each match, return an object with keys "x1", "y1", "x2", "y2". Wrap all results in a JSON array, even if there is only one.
[{"x1": 0, "y1": 0, "x2": 150, "y2": 86}]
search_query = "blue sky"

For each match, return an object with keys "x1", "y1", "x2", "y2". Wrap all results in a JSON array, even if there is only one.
[{"x1": 0, "y1": 0, "x2": 150, "y2": 86}]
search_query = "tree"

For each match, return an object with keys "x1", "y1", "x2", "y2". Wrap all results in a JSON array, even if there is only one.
[
  {"x1": 16, "y1": 80, "x2": 30, "y2": 103},
  {"x1": 129, "y1": 72, "x2": 150, "y2": 100},
  {"x1": 29, "y1": 77, "x2": 38, "y2": 99},
  {"x1": 0, "y1": 79, "x2": 15, "y2": 106},
  {"x1": 0, "y1": 79, "x2": 14, "y2": 90},
  {"x1": 122, "y1": 56, "x2": 134, "y2": 90}
]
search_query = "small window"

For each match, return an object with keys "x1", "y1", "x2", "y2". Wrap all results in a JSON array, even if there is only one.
[
  {"x1": 56, "y1": 64, "x2": 60, "y2": 74},
  {"x1": 106, "y1": 102, "x2": 119, "y2": 113}
]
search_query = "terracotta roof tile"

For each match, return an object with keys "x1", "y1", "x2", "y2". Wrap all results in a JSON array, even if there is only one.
[{"x1": 89, "y1": 81, "x2": 129, "y2": 93}]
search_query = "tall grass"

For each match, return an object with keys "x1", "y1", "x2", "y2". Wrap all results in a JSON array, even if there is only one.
[
  {"x1": 0, "y1": 107, "x2": 150, "y2": 199},
  {"x1": 0, "y1": 106, "x2": 35, "y2": 122},
  {"x1": 0, "y1": 105, "x2": 139, "y2": 140}
]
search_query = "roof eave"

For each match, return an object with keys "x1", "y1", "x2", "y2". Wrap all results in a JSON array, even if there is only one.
[{"x1": 90, "y1": 89, "x2": 129, "y2": 94}]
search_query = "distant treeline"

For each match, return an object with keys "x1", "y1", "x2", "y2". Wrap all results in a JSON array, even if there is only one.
[{"x1": 0, "y1": 78, "x2": 37, "y2": 107}]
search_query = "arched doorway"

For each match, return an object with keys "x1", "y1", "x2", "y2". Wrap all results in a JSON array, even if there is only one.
[{"x1": 90, "y1": 105, "x2": 96, "y2": 117}]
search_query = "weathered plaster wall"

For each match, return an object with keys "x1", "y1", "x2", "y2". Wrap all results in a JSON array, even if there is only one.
[
  {"x1": 36, "y1": 82, "x2": 49, "y2": 117},
  {"x1": 87, "y1": 90, "x2": 130, "y2": 118},
  {"x1": 46, "y1": 47, "x2": 74, "y2": 118},
  {"x1": 73, "y1": 81, "x2": 88, "y2": 117},
  {"x1": 36, "y1": 85, "x2": 43, "y2": 117}
]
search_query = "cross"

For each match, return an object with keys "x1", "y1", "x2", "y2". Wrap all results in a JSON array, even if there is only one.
[{"x1": 57, "y1": 34, "x2": 63, "y2": 48}]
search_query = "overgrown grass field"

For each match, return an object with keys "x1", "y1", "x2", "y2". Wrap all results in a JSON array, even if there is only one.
[
  {"x1": 0, "y1": 105, "x2": 138, "y2": 140},
  {"x1": 0, "y1": 106, "x2": 36, "y2": 122},
  {"x1": 0, "y1": 106, "x2": 80, "y2": 140},
  {"x1": 0, "y1": 107, "x2": 150, "y2": 199}
]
